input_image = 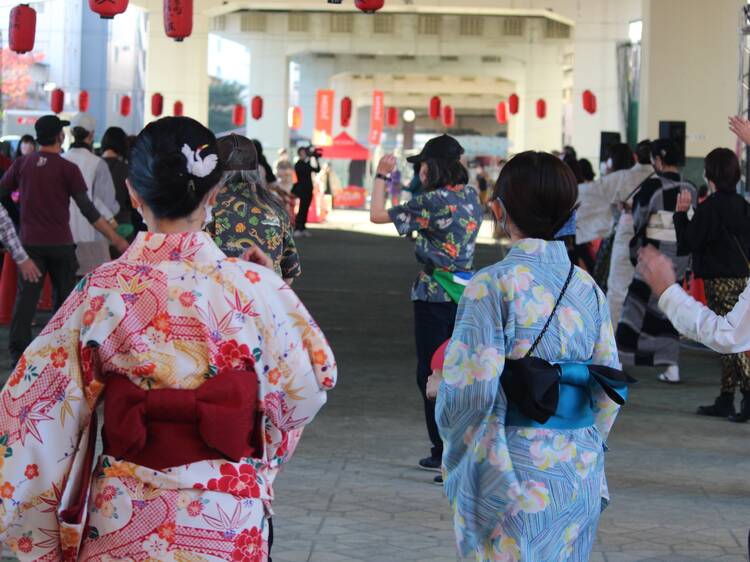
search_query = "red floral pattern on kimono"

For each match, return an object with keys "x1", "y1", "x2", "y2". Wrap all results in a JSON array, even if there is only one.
[{"x1": 0, "y1": 232, "x2": 336, "y2": 561}]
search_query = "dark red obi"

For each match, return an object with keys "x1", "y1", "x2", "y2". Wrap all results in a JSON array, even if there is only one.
[{"x1": 103, "y1": 369, "x2": 263, "y2": 471}]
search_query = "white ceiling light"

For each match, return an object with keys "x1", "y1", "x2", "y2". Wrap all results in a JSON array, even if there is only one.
[{"x1": 403, "y1": 109, "x2": 416, "y2": 122}]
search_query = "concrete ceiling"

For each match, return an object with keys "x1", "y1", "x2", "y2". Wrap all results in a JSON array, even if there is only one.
[{"x1": 201, "y1": 0, "x2": 578, "y2": 24}]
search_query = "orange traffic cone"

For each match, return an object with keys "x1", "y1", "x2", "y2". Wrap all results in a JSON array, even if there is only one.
[
  {"x1": 38, "y1": 275, "x2": 52, "y2": 312},
  {"x1": 0, "y1": 253, "x2": 18, "y2": 325}
]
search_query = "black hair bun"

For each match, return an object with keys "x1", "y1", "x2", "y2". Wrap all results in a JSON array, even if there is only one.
[{"x1": 128, "y1": 117, "x2": 223, "y2": 220}]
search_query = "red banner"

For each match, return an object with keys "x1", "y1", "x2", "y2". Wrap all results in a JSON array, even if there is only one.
[
  {"x1": 313, "y1": 89, "x2": 335, "y2": 146},
  {"x1": 368, "y1": 90, "x2": 384, "y2": 146}
]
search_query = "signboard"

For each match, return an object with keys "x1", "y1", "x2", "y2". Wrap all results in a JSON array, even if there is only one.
[
  {"x1": 312, "y1": 89, "x2": 335, "y2": 146},
  {"x1": 368, "y1": 90, "x2": 384, "y2": 146}
]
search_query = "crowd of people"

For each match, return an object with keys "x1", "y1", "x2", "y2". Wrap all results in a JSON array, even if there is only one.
[{"x1": 0, "y1": 106, "x2": 748, "y2": 561}]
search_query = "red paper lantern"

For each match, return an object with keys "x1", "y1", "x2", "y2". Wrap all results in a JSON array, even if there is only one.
[
  {"x1": 341, "y1": 96, "x2": 353, "y2": 128},
  {"x1": 496, "y1": 101, "x2": 508, "y2": 125},
  {"x1": 232, "y1": 103, "x2": 246, "y2": 127},
  {"x1": 508, "y1": 94, "x2": 519, "y2": 115},
  {"x1": 173, "y1": 100, "x2": 184, "y2": 116},
  {"x1": 442, "y1": 105, "x2": 455, "y2": 128},
  {"x1": 151, "y1": 93, "x2": 164, "y2": 117},
  {"x1": 89, "y1": 0, "x2": 128, "y2": 19},
  {"x1": 251, "y1": 96, "x2": 263, "y2": 120},
  {"x1": 9, "y1": 4, "x2": 36, "y2": 54},
  {"x1": 78, "y1": 90, "x2": 90, "y2": 112},
  {"x1": 163, "y1": 0, "x2": 193, "y2": 42},
  {"x1": 429, "y1": 96, "x2": 441, "y2": 120},
  {"x1": 589, "y1": 94, "x2": 597, "y2": 114},
  {"x1": 386, "y1": 107, "x2": 398, "y2": 128},
  {"x1": 120, "y1": 95, "x2": 132, "y2": 117},
  {"x1": 50, "y1": 88, "x2": 64, "y2": 114},
  {"x1": 289, "y1": 106, "x2": 303, "y2": 130},
  {"x1": 536, "y1": 98, "x2": 546, "y2": 119},
  {"x1": 355, "y1": 0, "x2": 384, "y2": 13}
]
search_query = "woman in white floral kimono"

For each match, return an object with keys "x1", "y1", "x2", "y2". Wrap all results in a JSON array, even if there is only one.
[
  {"x1": 435, "y1": 152, "x2": 631, "y2": 561},
  {"x1": 0, "y1": 117, "x2": 336, "y2": 561}
]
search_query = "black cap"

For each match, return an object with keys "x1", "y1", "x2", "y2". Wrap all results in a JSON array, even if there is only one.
[
  {"x1": 407, "y1": 134, "x2": 464, "y2": 164},
  {"x1": 35, "y1": 115, "x2": 70, "y2": 142}
]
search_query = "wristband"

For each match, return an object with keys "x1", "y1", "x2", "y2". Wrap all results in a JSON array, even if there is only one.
[{"x1": 375, "y1": 173, "x2": 390, "y2": 181}]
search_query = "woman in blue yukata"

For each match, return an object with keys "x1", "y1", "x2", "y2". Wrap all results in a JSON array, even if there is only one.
[
  {"x1": 433, "y1": 152, "x2": 633, "y2": 561},
  {"x1": 370, "y1": 135, "x2": 484, "y2": 479}
]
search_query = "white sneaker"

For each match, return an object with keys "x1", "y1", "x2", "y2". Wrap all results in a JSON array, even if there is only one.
[
  {"x1": 293, "y1": 230, "x2": 304, "y2": 238},
  {"x1": 303, "y1": 230, "x2": 312, "y2": 238}
]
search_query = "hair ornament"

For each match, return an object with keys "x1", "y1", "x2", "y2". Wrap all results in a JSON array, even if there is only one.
[{"x1": 181, "y1": 143, "x2": 218, "y2": 178}]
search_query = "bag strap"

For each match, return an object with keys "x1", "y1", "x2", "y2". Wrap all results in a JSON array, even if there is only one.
[
  {"x1": 727, "y1": 228, "x2": 750, "y2": 272},
  {"x1": 526, "y1": 262, "x2": 576, "y2": 358}
]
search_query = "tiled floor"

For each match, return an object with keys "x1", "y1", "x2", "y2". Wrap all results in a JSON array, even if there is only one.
[{"x1": 2, "y1": 226, "x2": 749, "y2": 561}]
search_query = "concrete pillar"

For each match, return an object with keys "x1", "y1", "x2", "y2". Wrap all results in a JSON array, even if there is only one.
[
  {"x1": 145, "y1": 6, "x2": 209, "y2": 125},
  {"x1": 639, "y1": 0, "x2": 743, "y2": 158},
  {"x1": 247, "y1": 40, "x2": 289, "y2": 154},
  {"x1": 569, "y1": 1, "x2": 631, "y2": 165},
  {"x1": 517, "y1": 47, "x2": 565, "y2": 153}
]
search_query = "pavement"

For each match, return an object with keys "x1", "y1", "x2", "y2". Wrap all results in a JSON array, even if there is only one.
[{"x1": 2, "y1": 216, "x2": 750, "y2": 561}]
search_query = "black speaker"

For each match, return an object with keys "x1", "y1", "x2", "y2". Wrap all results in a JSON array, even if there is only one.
[
  {"x1": 599, "y1": 132, "x2": 621, "y2": 163},
  {"x1": 658, "y1": 121, "x2": 686, "y2": 166}
]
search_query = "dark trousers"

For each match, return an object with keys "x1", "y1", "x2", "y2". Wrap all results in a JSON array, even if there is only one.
[
  {"x1": 10, "y1": 245, "x2": 78, "y2": 363},
  {"x1": 414, "y1": 300, "x2": 457, "y2": 460},
  {"x1": 295, "y1": 188, "x2": 313, "y2": 231}
]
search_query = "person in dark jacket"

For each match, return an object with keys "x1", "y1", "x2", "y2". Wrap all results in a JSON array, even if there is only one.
[
  {"x1": 674, "y1": 147, "x2": 750, "y2": 420},
  {"x1": 292, "y1": 146, "x2": 320, "y2": 237}
]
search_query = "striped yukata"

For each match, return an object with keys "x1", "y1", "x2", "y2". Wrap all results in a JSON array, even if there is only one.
[
  {"x1": 615, "y1": 174, "x2": 696, "y2": 367},
  {"x1": 436, "y1": 239, "x2": 622, "y2": 561}
]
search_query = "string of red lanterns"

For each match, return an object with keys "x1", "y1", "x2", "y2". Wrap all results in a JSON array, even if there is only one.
[
  {"x1": 340, "y1": 97, "x2": 353, "y2": 128},
  {"x1": 386, "y1": 107, "x2": 398, "y2": 128},
  {"x1": 232, "y1": 103, "x2": 246, "y2": 127},
  {"x1": 508, "y1": 94, "x2": 520, "y2": 115},
  {"x1": 251, "y1": 96, "x2": 263, "y2": 120},
  {"x1": 495, "y1": 101, "x2": 508, "y2": 125},
  {"x1": 355, "y1": 0, "x2": 384, "y2": 13},
  {"x1": 78, "y1": 90, "x2": 90, "y2": 112},
  {"x1": 582, "y1": 89, "x2": 597, "y2": 114},
  {"x1": 151, "y1": 93, "x2": 164, "y2": 117},
  {"x1": 9, "y1": 4, "x2": 36, "y2": 54},
  {"x1": 442, "y1": 105, "x2": 455, "y2": 128},
  {"x1": 429, "y1": 96, "x2": 441, "y2": 120},
  {"x1": 536, "y1": 99, "x2": 547, "y2": 119},
  {"x1": 164, "y1": 0, "x2": 193, "y2": 42},
  {"x1": 50, "y1": 88, "x2": 64, "y2": 114},
  {"x1": 89, "y1": 0, "x2": 128, "y2": 19},
  {"x1": 120, "y1": 95, "x2": 132, "y2": 117}
]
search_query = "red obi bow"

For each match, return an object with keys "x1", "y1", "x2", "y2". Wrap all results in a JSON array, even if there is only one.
[{"x1": 103, "y1": 369, "x2": 262, "y2": 471}]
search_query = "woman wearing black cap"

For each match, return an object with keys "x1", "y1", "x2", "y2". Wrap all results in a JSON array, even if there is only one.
[
  {"x1": 370, "y1": 134, "x2": 484, "y2": 478},
  {"x1": 616, "y1": 138, "x2": 696, "y2": 383},
  {"x1": 0, "y1": 116, "x2": 336, "y2": 560}
]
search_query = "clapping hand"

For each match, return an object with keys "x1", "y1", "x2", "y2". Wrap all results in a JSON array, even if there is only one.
[
  {"x1": 376, "y1": 154, "x2": 398, "y2": 177},
  {"x1": 675, "y1": 190, "x2": 692, "y2": 213},
  {"x1": 729, "y1": 115, "x2": 750, "y2": 145},
  {"x1": 637, "y1": 245, "x2": 677, "y2": 298}
]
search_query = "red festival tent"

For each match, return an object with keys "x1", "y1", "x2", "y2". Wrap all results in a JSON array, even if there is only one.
[{"x1": 319, "y1": 132, "x2": 370, "y2": 160}]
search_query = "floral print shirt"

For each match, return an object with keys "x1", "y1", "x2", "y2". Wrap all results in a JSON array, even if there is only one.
[
  {"x1": 435, "y1": 239, "x2": 621, "y2": 557},
  {"x1": 388, "y1": 185, "x2": 483, "y2": 303},
  {"x1": 0, "y1": 231, "x2": 335, "y2": 560},
  {"x1": 209, "y1": 180, "x2": 301, "y2": 280}
]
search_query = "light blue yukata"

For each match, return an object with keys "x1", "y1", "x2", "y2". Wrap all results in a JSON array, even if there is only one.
[{"x1": 436, "y1": 239, "x2": 622, "y2": 561}]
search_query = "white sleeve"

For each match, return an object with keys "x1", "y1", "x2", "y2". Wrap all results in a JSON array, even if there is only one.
[
  {"x1": 94, "y1": 159, "x2": 119, "y2": 217},
  {"x1": 658, "y1": 282, "x2": 750, "y2": 354}
]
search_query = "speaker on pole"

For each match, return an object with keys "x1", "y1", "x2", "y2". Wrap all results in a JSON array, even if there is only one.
[
  {"x1": 658, "y1": 121, "x2": 686, "y2": 166},
  {"x1": 599, "y1": 131, "x2": 622, "y2": 163}
]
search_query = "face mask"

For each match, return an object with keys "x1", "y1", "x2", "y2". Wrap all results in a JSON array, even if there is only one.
[
  {"x1": 606, "y1": 158, "x2": 613, "y2": 169},
  {"x1": 496, "y1": 198, "x2": 511, "y2": 238}
]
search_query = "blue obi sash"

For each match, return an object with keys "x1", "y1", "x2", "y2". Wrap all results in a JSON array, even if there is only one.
[{"x1": 502, "y1": 358, "x2": 636, "y2": 430}]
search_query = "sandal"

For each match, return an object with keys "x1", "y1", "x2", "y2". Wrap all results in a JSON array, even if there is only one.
[{"x1": 658, "y1": 373, "x2": 681, "y2": 384}]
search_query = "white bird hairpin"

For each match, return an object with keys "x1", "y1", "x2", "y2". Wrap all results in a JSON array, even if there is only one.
[{"x1": 181, "y1": 143, "x2": 218, "y2": 178}]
